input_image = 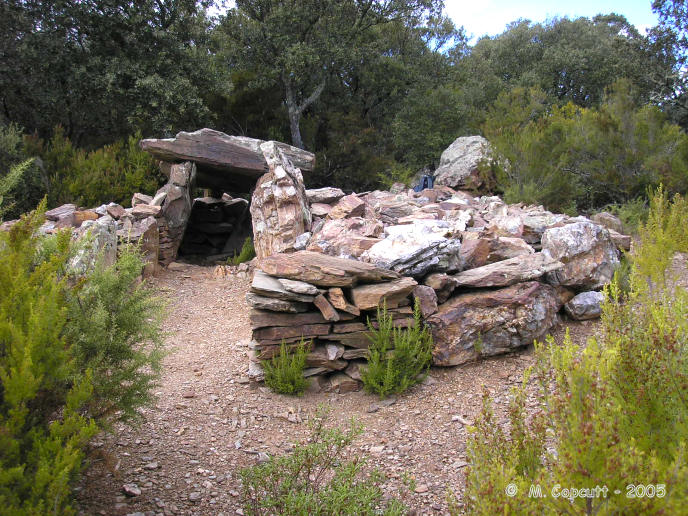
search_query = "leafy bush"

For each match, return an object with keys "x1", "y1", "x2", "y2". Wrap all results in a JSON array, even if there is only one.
[
  {"x1": 361, "y1": 300, "x2": 433, "y2": 398},
  {"x1": 65, "y1": 243, "x2": 165, "y2": 423},
  {"x1": 461, "y1": 188, "x2": 688, "y2": 514},
  {"x1": 0, "y1": 206, "x2": 98, "y2": 514},
  {"x1": 228, "y1": 236, "x2": 255, "y2": 265},
  {"x1": 0, "y1": 204, "x2": 165, "y2": 512},
  {"x1": 484, "y1": 81, "x2": 688, "y2": 213},
  {"x1": 239, "y1": 407, "x2": 406, "y2": 515},
  {"x1": 262, "y1": 340, "x2": 309, "y2": 395},
  {"x1": 0, "y1": 123, "x2": 47, "y2": 220},
  {"x1": 24, "y1": 127, "x2": 164, "y2": 209}
]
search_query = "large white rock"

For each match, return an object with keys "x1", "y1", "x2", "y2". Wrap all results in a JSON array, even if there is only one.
[
  {"x1": 361, "y1": 220, "x2": 461, "y2": 277},
  {"x1": 542, "y1": 221, "x2": 619, "y2": 290},
  {"x1": 433, "y1": 136, "x2": 492, "y2": 190}
]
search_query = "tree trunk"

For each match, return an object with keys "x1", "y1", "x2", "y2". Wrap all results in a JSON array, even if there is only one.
[
  {"x1": 284, "y1": 79, "x2": 326, "y2": 150},
  {"x1": 288, "y1": 103, "x2": 305, "y2": 150}
]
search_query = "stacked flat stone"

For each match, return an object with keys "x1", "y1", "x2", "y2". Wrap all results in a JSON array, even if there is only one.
[
  {"x1": 246, "y1": 251, "x2": 418, "y2": 392},
  {"x1": 250, "y1": 175, "x2": 630, "y2": 374}
]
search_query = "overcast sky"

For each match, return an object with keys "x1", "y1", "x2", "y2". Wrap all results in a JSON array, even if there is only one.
[{"x1": 444, "y1": 0, "x2": 658, "y2": 41}]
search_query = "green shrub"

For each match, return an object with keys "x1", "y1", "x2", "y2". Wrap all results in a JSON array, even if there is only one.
[
  {"x1": 64, "y1": 242, "x2": 165, "y2": 423},
  {"x1": 228, "y1": 236, "x2": 255, "y2": 265},
  {"x1": 262, "y1": 340, "x2": 309, "y2": 395},
  {"x1": 484, "y1": 81, "x2": 688, "y2": 213},
  {"x1": 0, "y1": 206, "x2": 98, "y2": 515},
  {"x1": 239, "y1": 407, "x2": 406, "y2": 515},
  {"x1": 24, "y1": 127, "x2": 164, "y2": 209},
  {"x1": 0, "y1": 203, "x2": 166, "y2": 512},
  {"x1": 461, "y1": 188, "x2": 688, "y2": 515},
  {"x1": 0, "y1": 123, "x2": 47, "y2": 220},
  {"x1": 361, "y1": 300, "x2": 433, "y2": 399}
]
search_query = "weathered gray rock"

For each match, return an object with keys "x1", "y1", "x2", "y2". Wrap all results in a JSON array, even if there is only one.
[
  {"x1": 245, "y1": 293, "x2": 310, "y2": 313},
  {"x1": 250, "y1": 142, "x2": 311, "y2": 259},
  {"x1": 451, "y1": 253, "x2": 563, "y2": 288},
  {"x1": 310, "y1": 203, "x2": 332, "y2": 217},
  {"x1": 433, "y1": 136, "x2": 492, "y2": 190},
  {"x1": 307, "y1": 217, "x2": 383, "y2": 259},
  {"x1": 141, "y1": 128, "x2": 315, "y2": 192},
  {"x1": 362, "y1": 220, "x2": 461, "y2": 277},
  {"x1": 257, "y1": 250, "x2": 399, "y2": 287},
  {"x1": 306, "y1": 187, "x2": 345, "y2": 204},
  {"x1": 591, "y1": 212, "x2": 624, "y2": 234},
  {"x1": 45, "y1": 203, "x2": 77, "y2": 221},
  {"x1": 424, "y1": 272, "x2": 458, "y2": 304},
  {"x1": 328, "y1": 194, "x2": 365, "y2": 219},
  {"x1": 428, "y1": 281, "x2": 561, "y2": 366},
  {"x1": 306, "y1": 346, "x2": 348, "y2": 370},
  {"x1": 609, "y1": 229, "x2": 632, "y2": 252},
  {"x1": 251, "y1": 270, "x2": 315, "y2": 302},
  {"x1": 131, "y1": 204, "x2": 161, "y2": 219},
  {"x1": 564, "y1": 291, "x2": 605, "y2": 320},
  {"x1": 328, "y1": 373, "x2": 362, "y2": 393},
  {"x1": 157, "y1": 162, "x2": 196, "y2": 266},
  {"x1": 344, "y1": 360, "x2": 367, "y2": 381},
  {"x1": 521, "y1": 211, "x2": 567, "y2": 244},
  {"x1": 132, "y1": 193, "x2": 153, "y2": 207},
  {"x1": 542, "y1": 221, "x2": 620, "y2": 290},
  {"x1": 69, "y1": 215, "x2": 117, "y2": 275},
  {"x1": 278, "y1": 278, "x2": 320, "y2": 296}
]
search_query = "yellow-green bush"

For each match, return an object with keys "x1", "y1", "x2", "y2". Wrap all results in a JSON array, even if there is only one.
[
  {"x1": 0, "y1": 204, "x2": 165, "y2": 512},
  {"x1": 361, "y1": 300, "x2": 433, "y2": 399},
  {"x1": 462, "y1": 187, "x2": 688, "y2": 514},
  {"x1": 240, "y1": 407, "x2": 406, "y2": 515}
]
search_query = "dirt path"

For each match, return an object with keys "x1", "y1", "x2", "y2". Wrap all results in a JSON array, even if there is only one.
[{"x1": 77, "y1": 264, "x2": 599, "y2": 515}]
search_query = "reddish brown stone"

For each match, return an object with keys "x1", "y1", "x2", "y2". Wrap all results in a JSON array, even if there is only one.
[
  {"x1": 252, "y1": 323, "x2": 331, "y2": 341},
  {"x1": 412, "y1": 285, "x2": 438, "y2": 318},
  {"x1": 313, "y1": 294, "x2": 340, "y2": 321},
  {"x1": 327, "y1": 288, "x2": 360, "y2": 315},
  {"x1": 328, "y1": 194, "x2": 365, "y2": 219},
  {"x1": 350, "y1": 277, "x2": 417, "y2": 311}
]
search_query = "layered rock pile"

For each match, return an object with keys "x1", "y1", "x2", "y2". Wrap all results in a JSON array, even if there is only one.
[
  {"x1": 246, "y1": 251, "x2": 420, "y2": 392},
  {"x1": 248, "y1": 140, "x2": 628, "y2": 382}
]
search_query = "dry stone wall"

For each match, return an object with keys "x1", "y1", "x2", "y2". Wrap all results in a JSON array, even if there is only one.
[{"x1": 247, "y1": 156, "x2": 627, "y2": 390}]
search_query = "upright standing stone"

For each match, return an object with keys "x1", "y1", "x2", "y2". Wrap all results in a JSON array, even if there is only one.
[
  {"x1": 250, "y1": 142, "x2": 312, "y2": 259},
  {"x1": 157, "y1": 162, "x2": 195, "y2": 266}
]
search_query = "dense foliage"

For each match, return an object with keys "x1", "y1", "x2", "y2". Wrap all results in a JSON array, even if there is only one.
[
  {"x1": 483, "y1": 81, "x2": 688, "y2": 213},
  {"x1": 461, "y1": 188, "x2": 688, "y2": 514},
  {"x1": 262, "y1": 340, "x2": 309, "y2": 396},
  {"x1": 4, "y1": 1, "x2": 686, "y2": 214},
  {"x1": 361, "y1": 300, "x2": 433, "y2": 398},
  {"x1": 240, "y1": 407, "x2": 406, "y2": 515},
  {"x1": 0, "y1": 206, "x2": 164, "y2": 512}
]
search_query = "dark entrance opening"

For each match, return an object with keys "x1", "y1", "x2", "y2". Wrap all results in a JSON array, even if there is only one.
[{"x1": 178, "y1": 195, "x2": 252, "y2": 263}]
